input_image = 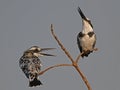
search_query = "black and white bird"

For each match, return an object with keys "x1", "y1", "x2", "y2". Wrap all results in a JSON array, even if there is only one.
[
  {"x1": 19, "y1": 46, "x2": 55, "y2": 87},
  {"x1": 77, "y1": 7, "x2": 96, "y2": 58}
]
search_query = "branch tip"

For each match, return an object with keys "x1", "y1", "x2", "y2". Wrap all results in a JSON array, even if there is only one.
[{"x1": 51, "y1": 24, "x2": 53, "y2": 31}]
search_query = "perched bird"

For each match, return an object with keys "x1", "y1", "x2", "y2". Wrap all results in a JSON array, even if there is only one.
[
  {"x1": 77, "y1": 7, "x2": 96, "y2": 58},
  {"x1": 19, "y1": 46, "x2": 55, "y2": 87}
]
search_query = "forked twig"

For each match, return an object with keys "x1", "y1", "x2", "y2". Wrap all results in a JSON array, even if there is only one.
[
  {"x1": 38, "y1": 24, "x2": 97, "y2": 90},
  {"x1": 50, "y1": 24, "x2": 93, "y2": 90}
]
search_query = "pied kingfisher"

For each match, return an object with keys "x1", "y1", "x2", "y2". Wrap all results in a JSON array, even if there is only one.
[
  {"x1": 19, "y1": 46, "x2": 55, "y2": 87},
  {"x1": 77, "y1": 7, "x2": 96, "y2": 58}
]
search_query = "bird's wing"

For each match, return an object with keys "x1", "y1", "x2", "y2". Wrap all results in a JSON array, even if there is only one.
[
  {"x1": 77, "y1": 32, "x2": 83, "y2": 53},
  {"x1": 93, "y1": 34, "x2": 96, "y2": 48},
  {"x1": 19, "y1": 57, "x2": 30, "y2": 78},
  {"x1": 19, "y1": 56, "x2": 41, "y2": 78}
]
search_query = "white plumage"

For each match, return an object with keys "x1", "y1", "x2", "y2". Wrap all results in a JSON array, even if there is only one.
[{"x1": 77, "y1": 7, "x2": 96, "y2": 58}]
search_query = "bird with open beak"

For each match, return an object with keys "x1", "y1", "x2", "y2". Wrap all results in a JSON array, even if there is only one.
[{"x1": 19, "y1": 46, "x2": 55, "y2": 87}]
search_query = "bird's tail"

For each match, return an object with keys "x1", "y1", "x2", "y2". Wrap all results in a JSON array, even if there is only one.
[
  {"x1": 29, "y1": 77, "x2": 42, "y2": 87},
  {"x1": 81, "y1": 50, "x2": 92, "y2": 58}
]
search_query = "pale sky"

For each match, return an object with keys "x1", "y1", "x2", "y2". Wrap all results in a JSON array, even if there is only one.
[{"x1": 0, "y1": 0, "x2": 120, "y2": 90}]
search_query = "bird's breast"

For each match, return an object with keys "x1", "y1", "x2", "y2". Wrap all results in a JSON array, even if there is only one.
[{"x1": 80, "y1": 34, "x2": 96, "y2": 50}]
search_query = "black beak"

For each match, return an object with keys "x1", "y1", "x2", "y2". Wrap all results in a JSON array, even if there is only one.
[
  {"x1": 78, "y1": 7, "x2": 87, "y2": 21},
  {"x1": 40, "y1": 48, "x2": 56, "y2": 56},
  {"x1": 40, "y1": 53, "x2": 56, "y2": 56},
  {"x1": 40, "y1": 48, "x2": 56, "y2": 52},
  {"x1": 78, "y1": 6, "x2": 93, "y2": 28}
]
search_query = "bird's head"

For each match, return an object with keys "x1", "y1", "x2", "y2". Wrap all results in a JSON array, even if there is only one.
[
  {"x1": 77, "y1": 7, "x2": 93, "y2": 28},
  {"x1": 28, "y1": 46, "x2": 55, "y2": 57}
]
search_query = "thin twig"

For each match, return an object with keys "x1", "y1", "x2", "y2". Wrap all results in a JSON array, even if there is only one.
[
  {"x1": 76, "y1": 48, "x2": 98, "y2": 63},
  {"x1": 51, "y1": 24, "x2": 74, "y2": 63},
  {"x1": 39, "y1": 64, "x2": 72, "y2": 75},
  {"x1": 74, "y1": 65, "x2": 92, "y2": 90},
  {"x1": 76, "y1": 52, "x2": 84, "y2": 63},
  {"x1": 51, "y1": 24, "x2": 93, "y2": 90},
  {"x1": 93, "y1": 48, "x2": 98, "y2": 51}
]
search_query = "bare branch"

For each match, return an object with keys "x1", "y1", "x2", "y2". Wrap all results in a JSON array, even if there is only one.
[
  {"x1": 74, "y1": 65, "x2": 92, "y2": 90},
  {"x1": 50, "y1": 24, "x2": 98, "y2": 90},
  {"x1": 51, "y1": 24, "x2": 74, "y2": 63},
  {"x1": 75, "y1": 52, "x2": 84, "y2": 63},
  {"x1": 39, "y1": 64, "x2": 72, "y2": 75}
]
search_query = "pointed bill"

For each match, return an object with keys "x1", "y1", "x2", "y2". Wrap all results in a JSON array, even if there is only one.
[
  {"x1": 40, "y1": 53, "x2": 56, "y2": 56},
  {"x1": 40, "y1": 48, "x2": 56, "y2": 52},
  {"x1": 78, "y1": 7, "x2": 87, "y2": 21},
  {"x1": 78, "y1": 6, "x2": 93, "y2": 28}
]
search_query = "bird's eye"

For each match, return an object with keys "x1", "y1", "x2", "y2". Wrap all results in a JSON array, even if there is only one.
[{"x1": 35, "y1": 49, "x2": 39, "y2": 52}]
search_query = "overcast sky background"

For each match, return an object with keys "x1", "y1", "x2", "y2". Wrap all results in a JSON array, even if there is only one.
[{"x1": 0, "y1": 0, "x2": 120, "y2": 90}]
